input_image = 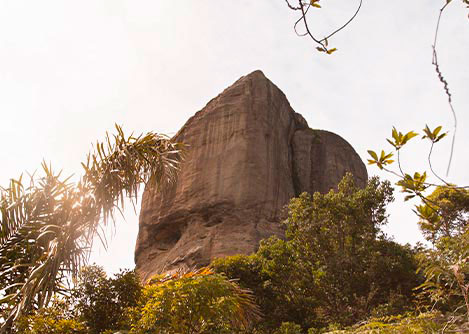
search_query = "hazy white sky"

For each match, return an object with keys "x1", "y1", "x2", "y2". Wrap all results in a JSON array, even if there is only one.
[{"x1": 1, "y1": 0, "x2": 468, "y2": 273}]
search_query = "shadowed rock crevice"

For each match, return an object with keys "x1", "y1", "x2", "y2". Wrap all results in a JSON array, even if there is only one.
[{"x1": 135, "y1": 70, "x2": 367, "y2": 282}]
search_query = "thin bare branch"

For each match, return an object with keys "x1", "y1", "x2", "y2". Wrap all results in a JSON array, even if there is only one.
[
  {"x1": 285, "y1": 0, "x2": 301, "y2": 10},
  {"x1": 320, "y1": 0, "x2": 363, "y2": 43},
  {"x1": 286, "y1": 0, "x2": 363, "y2": 53},
  {"x1": 427, "y1": 142, "x2": 451, "y2": 186},
  {"x1": 432, "y1": 2, "x2": 457, "y2": 177}
]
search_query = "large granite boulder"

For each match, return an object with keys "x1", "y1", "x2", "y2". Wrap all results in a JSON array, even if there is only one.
[{"x1": 135, "y1": 70, "x2": 367, "y2": 281}]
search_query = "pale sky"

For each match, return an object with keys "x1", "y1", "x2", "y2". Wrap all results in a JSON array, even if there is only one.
[{"x1": 1, "y1": 0, "x2": 468, "y2": 274}]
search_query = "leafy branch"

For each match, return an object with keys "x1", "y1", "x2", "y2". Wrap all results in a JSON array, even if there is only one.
[{"x1": 368, "y1": 125, "x2": 468, "y2": 198}]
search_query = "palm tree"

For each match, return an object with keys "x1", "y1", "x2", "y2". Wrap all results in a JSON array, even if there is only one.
[{"x1": 0, "y1": 125, "x2": 183, "y2": 333}]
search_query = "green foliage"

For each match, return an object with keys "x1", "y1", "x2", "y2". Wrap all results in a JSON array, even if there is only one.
[
  {"x1": 368, "y1": 125, "x2": 469, "y2": 319},
  {"x1": 282, "y1": 174, "x2": 417, "y2": 325},
  {"x1": 12, "y1": 265, "x2": 142, "y2": 334},
  {"x1": 387, "y1": 127, "x2": 418, "y2": 150},
  {"x1": 213, "y1": 174, "x2": 421, "y2": 331},
  {"x1": 73, "y1": 265, "x2": 142, "y2": 334},
  {"x1": 0, "y1": 125, "x2": 182, "y2": 331},
  {"x1": 274, "y1": 322, "x2": 302, "y2": 334},
  {"x1": 396, "y1": 172, "x2": 429, "y2": 201},
  {"x1": 15, "y1": 299, "x2": 86, "y2": 334},
  {"x1": 366, "y1": 150, "x2": 394, "y2": 170},
  {"x1": 422, "y1": 125, "x2": 447, "y2": 143},
  {"x1": 323, "y1": 312, "x2": 469, "y2": 333},
  {"x1": 416, "y1": 187, "x2": 469, "y2": 241},
  {"x1": 129, "y1": 268, "x2": 261, "y2": 334},
  {"x1": 413, "y1": 187, "x2": 469, "y2": 316},
  {"x1": 368, "y1": 125, "x2": 441, "y2": 173}
]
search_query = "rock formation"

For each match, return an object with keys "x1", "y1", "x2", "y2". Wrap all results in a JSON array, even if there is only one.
[{"x1": 135, "y1": 70, "x2": 367, "y2": 281}]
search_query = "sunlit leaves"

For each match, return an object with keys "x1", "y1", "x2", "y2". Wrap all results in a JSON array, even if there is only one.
[
  {"x1": 367, "y1": 150, "x2": 394, "y2": 169},
  {"x1": 416, "y1": 187, "x2": 469, "y2": 241},
  {"x1": 0, "y1": 125, "x2": 182, "y2": 331},
  {"x1": 415, "y1": 204, "x2": 440, "y2": 235},
  {"x1": 368, "y1": 125, "x2": 449, "y2": 199},
  {"x1": 422, "y1": 125, "x2": 447, "y2": 143},
  {"x1": 316, "y1": 47, "x2": 338, "y2": 54},
  {"x1": 396, "y1": 172, "x2": 428, "y2": 200},
  {"x1": 386, "y1": 127, "x2": 418, "y2": 150},
  {"x1": 310, "y1": 0, "x2": 321, "y2": 8},
  {"x1": 131, "y1": 268, "x2": 261, "y2": 334}
]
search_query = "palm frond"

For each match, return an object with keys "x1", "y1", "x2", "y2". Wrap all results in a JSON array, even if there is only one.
[{"x1": 0, "y1": 125, "x2": 183, "y2": 332}]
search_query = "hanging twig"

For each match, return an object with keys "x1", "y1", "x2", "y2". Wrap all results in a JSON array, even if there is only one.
[
  {"x1": 319, "y1": 0, "x2": 363, "y2": 43},
  {"x1": 432, "y1": 2, "x2": 457, "y2": 176},
  {"x1": 286, "y1": 0, "x2": 363, "y2": 53}
]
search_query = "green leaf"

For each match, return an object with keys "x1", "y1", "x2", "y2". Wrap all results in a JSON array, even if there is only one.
[
  {"x1": 404, "y1": 131, "x2": 418, "y2": 141},
  {"x1": 367, "y1": 150, "x2": 378, "y2": 161},
  {"x1": 392, "y1": 127, "x2": 397, "y2": 139},
  {"x1": 432, "y1": 126, "x2": 442, "y2": 136},
  {"x1": 404, "y1": 195, "x2": 416, "y2": 201},
  {"x1": 435, "y1": 133, "x2": 447, "y2": 143}
]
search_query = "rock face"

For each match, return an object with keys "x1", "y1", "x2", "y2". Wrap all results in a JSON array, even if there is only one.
[{"x1": 135, "y1": 71, "x2": 367, "y2": 281}]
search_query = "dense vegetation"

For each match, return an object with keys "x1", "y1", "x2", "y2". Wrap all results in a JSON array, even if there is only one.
[
  {"x1": 1, "y1": 126, "x2": 467, "y2": 333},
  {"x1": 212, "y1": 174, "x2": 420, "y2": 331},
  {"x1": 5, "y1": 169, "x2": 468, "y2": 333}
]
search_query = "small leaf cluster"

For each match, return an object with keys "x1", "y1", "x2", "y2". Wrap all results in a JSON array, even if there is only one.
[
  {"x1": 422, "y1": 125, "x2": 446, "y2": 143},
  {"x1": 315, "y1": 38, "x2": 338, "y2": 54},
  {"x1": 396, "y1": 172, "x2": 428, "y2": 201},
  {"x1": 368, "y1": 125, "x2": 443, "y2": 170},
  {"x1": 368, "y1": 125, "x2": 448, "y2": 201},
  {"x1": 367, "y1": 150, "x2": 394, "y2": 170},
  {"x1": 310, "y1": 0, "x2": 321, "y2": 9},
  {"x1": 387, "y1": 127, "x2": 418, "y2": 150}
]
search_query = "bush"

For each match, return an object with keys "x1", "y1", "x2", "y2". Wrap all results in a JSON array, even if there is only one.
[
  {"x1": 16, "y1": 300, "x2": 87, "y2": 334},
  {"x1": 129, "y1": 268, "x2": 260, "y2": 334}
]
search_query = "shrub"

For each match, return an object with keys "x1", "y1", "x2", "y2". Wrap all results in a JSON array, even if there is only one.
[
  {"x1": 16, "y1": 300, "x2": 87, "y2": 334},
  {"x1": 130, "y1": 268, "x2": 261, "y2": 334}
]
